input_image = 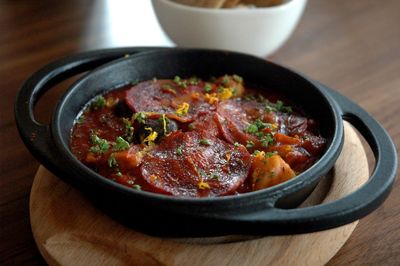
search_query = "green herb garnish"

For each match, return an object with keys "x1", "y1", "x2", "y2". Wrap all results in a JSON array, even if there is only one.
[
  {"x1": 265, "y1": 151, "x2": 278, "y2": 158},
  {"x1": 265, "y1": 100, "x2": 293, "y2": 113},
  {"x1": 260, "y1": 134, "x2": 274, "y2": 147},
  {"x1": 122, "y1": 118, "x2": 134, "y2": 142},
  {"x1": 253, "y1": 150, "x2": 262, "y2": 156},
  {"x1": 233, "y1": 74, "x2": 243, "y2": 83},
  {"x1": 245, "y1": 124, "x2": 258, "y2": 134},
  {"x1": 131, "y1": 79, "x2": 139, "y2": 86},
  {"x1": 204, "y1": 83, "x2": 212, "y2": 93},
  {"x1": 244, "y1": 95, "x2": 256, "y2": 101},
  {"x1": 133, "y1": 112, "x2": 147, "y2": 124},
  {"x1": 161, "y1": 84, "x2": 177, "y2": 94},
  {"x1": 188, "y1": 123, "x2": 196, "y2": 130},
  {"x1": 269, "y1": 171, "x2": 276, "y2": 178},
  {"x1": 77, "y1": 115, "x2": 85, "y2": 124},
  {"x1": 245, "y1": 119, "x2": 270, "y2": 134},
  {"x1": 264, "y1": 104, "x2": 275, "y2": 113},
  {"x1": 222, "y1": 75, "x2": 230, "y2": 86},
  {"x1": 246, "y1": 140, "x2": 255, "y2": 148},
  {"x1": 173, "y1": 76, "x2": 187, "y2": 88},
  {"x1": 189, "y1": 76, "x2": 199, "y2": 85},
  {"x1": 107, "y1": 153, "x2": 118, "y2": 168},
  {"x1": 176, "y1": 145, "x2": 183, "y2": 156},
  {"x1": 90, "y1": 96, "x2": 106, "y2": 110},
  {"x1": 133, "y1": 184, "x2": 141, "y2": 191},
  {"x1": 113, "y1": 136, "x2": 130, "y2": 151},
  {"x1": 89, "y1": 134, "x2": 110, "y2": 154},
  {"x1": 210, "y1": 173, "x2": 219, "y2": 180},
  {"x1": 199, "y1": 139, "x2": 212, "y2": 146}
]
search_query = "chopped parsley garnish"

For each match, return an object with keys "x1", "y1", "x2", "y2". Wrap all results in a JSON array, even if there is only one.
[
  {"x1": 131, "y1": 79, "x2": 139, "y2": 86},
  {"x1": 222, "y1": 75, "x2": 230, "y2": 86},
  {"x1": 253, "y1": 150, "x2": 262, "y2": 156},
  {"x1": 234, "y1": 142, "x2": 240, "y2": 147},
  {"x1": 90, "y1": 96, "x2": 106, "y2": 110},
  {"x1": 233, "y1": 74, "x2": 243, "y2": 83},
  {"x1": 269, "y1": 171, "x2": 276, "y2": 178},
  {"x1": 133, "y1": 112, "x2": 146, "y2": 124},
  {"x1": 243, "y1": 95, "x2": 256, "y2": 101},
  {"x1": 162, "y1": 84, "x2": 173, "y2": 89},
  {"x1": 275, "y1": 100, "x2": 284, "y2": 110},
  {"x1": 260, "y1": 134, "x2": 274, "y2": 147},
  {"x1": 253, "y1": 150, "x2": 278, "y2": 158},
  {"x1": 257, "y1": 94, "x2": 265, "y2": 102},
  {"x1": 188, "y1": 123, "x2": 196, "y2": 130},
  {"x1": 107, "y1": 153, "x2": 118, "y2": 168},
  {"x1": 204, "y1": 83, "x2": 212, "y2": 93},
  {"x1": 245, "y1": 118, "x2": 271, "y2": 134},
  {"x1": 245, "y1": 124, "x2": 258, "y2": 134},
  {"x1": 89, "y1": 134, "x2": 110, "y2": 154},
  {"x1": 176, "y1": 145, "x2": 183, "y2": 156},
  {"x1": 209, "y1": 173, "x2": 219, "y2": 180},
  {"x1": 265, "y1": 100, "x2": 293, "y2": 113},
  {"x1": 173, "y1": 76, "x2": 181, "y2": 83},
  {"x1": 199, "y1": 139, "x2": 212, "y2": 146},
  {"x1": 264, "y1": 104, "x2": 275, "y2": 113},
  {"x1": 189, "y1": 77, "x2": 199, "y2": 85},
  {"x1": 132, "y1": 184, "x2": 141, "y2": 191},
  {"x1": 161, "y1": 84, "x2": 177, "y2": 94},
  {"x1": 231, "y1": 87, "x2": 238, "y2": 96},
  {"x1": 113, "y1": 136, "x2": 130, "y2": 151},
  {"x1": 246, "y1": 140, "x2": 255, "y2": 148},
  {"x1": 265, "y1": 151, "x2": 278, "y2": 157},
  {"x1": 77, "y1": 115, "x2": 85, "y2": 124},
  {"x1": 275, "y1": 100, "x2": 293, "y2": 113},
  {"x1": 173, "y1": 76, "x2": 187, "y2": 88},
  {"x1": 122, "y1": 118, "x2": 134, "y2": 142},
  {"x1": 244, "y1": 119, "x2": 274, "y2": 147}
]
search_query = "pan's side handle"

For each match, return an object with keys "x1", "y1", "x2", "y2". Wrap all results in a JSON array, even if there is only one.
[
  {"x1": 219, "y1": 83, "x2": 397, "y2": 235},
  {"x1": 15, "y1": 47, "x2": 160, "y2": 177}
]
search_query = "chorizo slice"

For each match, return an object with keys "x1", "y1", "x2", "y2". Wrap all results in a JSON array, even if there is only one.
[
  {"x1": 125, "y1": 79, "x2": 213, "y2": 123},
  {"x1": 140, "y1": 131, "x2": 251, "y2": 197},
  {"x1": 216, "y1": 99, "x2": 264, "y2": 150},
  {"x1": 186, "y1": 112, "x2": 222, "y2": 138}
]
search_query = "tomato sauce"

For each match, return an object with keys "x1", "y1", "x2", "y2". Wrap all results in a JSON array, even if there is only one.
[{"x1": 70, "y1": 75, "x2": 326, "y2": 197}]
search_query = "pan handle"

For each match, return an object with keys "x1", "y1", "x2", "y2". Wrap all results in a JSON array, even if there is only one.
[
  {"x1": 229, "y1": 83, "x2": 397, "y2": 235},
  {"x1": 15, "y1": 47, "x2": 159, "y2": 178}
]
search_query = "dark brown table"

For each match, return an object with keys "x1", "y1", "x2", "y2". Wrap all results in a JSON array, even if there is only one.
[{"x1": 1, "y1": 0, "x2": 399, "y2": 265}]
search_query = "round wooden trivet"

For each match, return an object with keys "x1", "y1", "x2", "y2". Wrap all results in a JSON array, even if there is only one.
[{"x1": 30, "y1": 121, "x2": 369, "y2": 266}]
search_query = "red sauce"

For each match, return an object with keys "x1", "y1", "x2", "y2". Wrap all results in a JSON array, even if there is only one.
[{"x1": 70, "y1": 75, "x2": 326, "y2": 197}]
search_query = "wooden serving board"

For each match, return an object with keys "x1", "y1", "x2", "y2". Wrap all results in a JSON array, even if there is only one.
[{"x1": 30, "y1": 122, "x2": 369, "y2": 266}]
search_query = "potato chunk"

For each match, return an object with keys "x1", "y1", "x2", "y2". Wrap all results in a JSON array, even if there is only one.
[{"x1": 250, "y1": 153, "x2": 295, "y2": 190}]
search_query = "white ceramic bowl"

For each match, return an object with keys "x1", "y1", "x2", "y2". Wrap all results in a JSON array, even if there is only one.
[{"x1": 152, "y1": 0, "x2": 307, "y2": 57}]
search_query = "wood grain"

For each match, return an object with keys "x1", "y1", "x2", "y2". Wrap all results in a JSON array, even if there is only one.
[
  {"x1": 1, "y1": 0, "x2": 399, "y2": 265},
  {"x1": 30, "y1": 122, "x2": 367, "y2": 266}
]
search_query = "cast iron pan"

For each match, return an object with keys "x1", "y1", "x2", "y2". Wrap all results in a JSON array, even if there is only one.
[{"x1": 15, "y1": 47, "x2": 397, "y2": 237}]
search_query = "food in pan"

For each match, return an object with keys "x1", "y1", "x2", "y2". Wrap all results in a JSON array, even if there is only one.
[{"x1": 70, "y1": 75, "x2": 326, "y2": 197}]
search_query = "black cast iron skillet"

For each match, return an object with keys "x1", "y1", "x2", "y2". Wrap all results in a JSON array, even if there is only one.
[{"x1": 15, "y1": 47, "x2": 397, "y2": 237}]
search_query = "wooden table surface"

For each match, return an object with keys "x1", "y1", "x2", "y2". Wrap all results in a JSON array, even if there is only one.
[{"x1": 1, "y1": 0, "x2": 399, "y2": 265}]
